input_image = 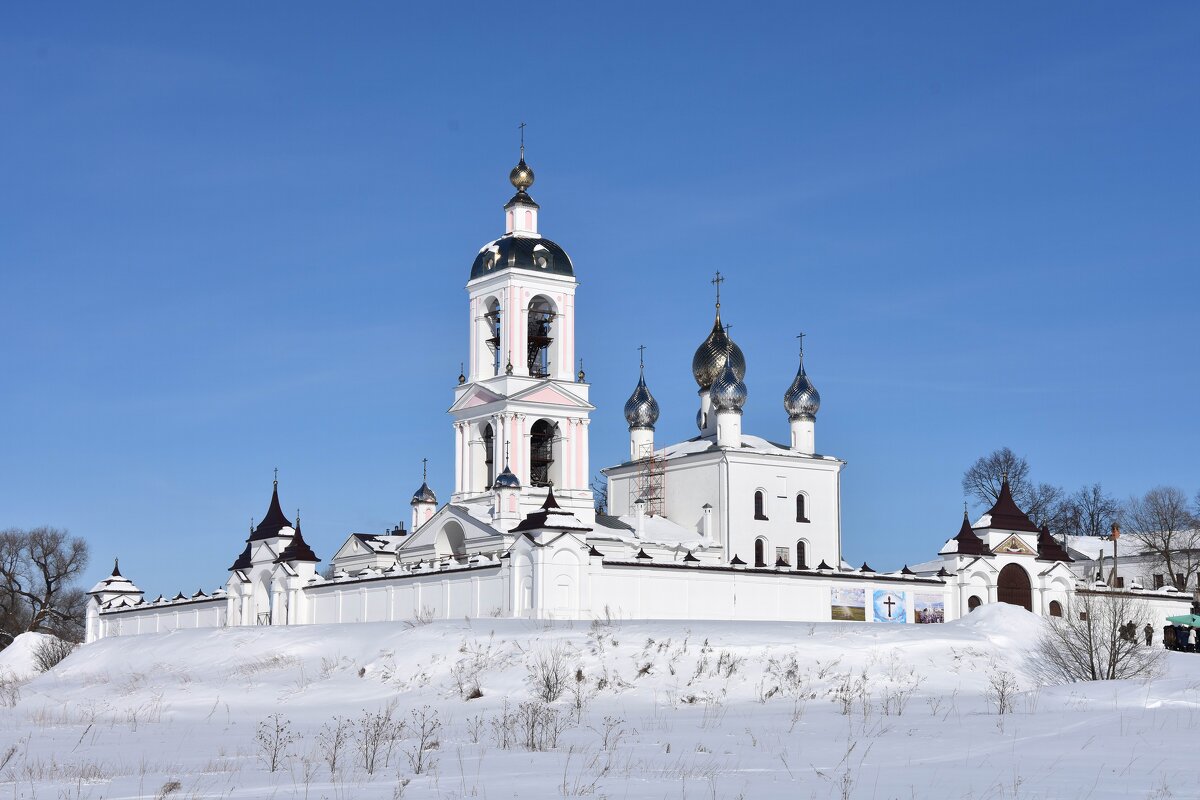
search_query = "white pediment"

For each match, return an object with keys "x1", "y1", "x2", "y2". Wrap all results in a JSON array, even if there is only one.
[
  {"x1": 449, "y1": 385, "x2": 506, "y2": 413},
  {"x1": 507, "y1": 382, "x2": 593, "y2": 410}
]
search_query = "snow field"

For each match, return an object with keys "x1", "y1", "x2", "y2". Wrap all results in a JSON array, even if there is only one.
[{"x1": 1, "y1": 605, "x2": 1197, "y2": 799}]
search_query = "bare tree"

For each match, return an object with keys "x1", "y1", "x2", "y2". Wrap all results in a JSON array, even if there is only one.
[
  {"x1": 1124, "y1": 486, "x2": 1200, "y2": 590},
  {"x1": 0, "y1": 527, "x2": 90, "y2": 645},
  {"x1": 590, "y1": 474, "x2": 608, "y2": 515},
  {"x1": 1025, "y1": 483, "x2": 1068, "y2": 531},
  {"x1": 1033, "y1": 591, "x2": 1162, "y2": 683},
  {"x1": 1060, "y1": 483, "x2": 1121, "y2": 538},
  {"x1": 962, "y1": 447, "x2": 1031, "y2": 507}
]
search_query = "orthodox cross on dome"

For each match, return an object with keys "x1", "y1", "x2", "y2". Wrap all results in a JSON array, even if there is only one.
[
  {"x1": 796, "y1": 332, "x2": 806, "y2": 358},
  {"x1": 638, "y1": 344, "x2": 646, "y2": 370},
  {"x1": 273, "y1": 467, "x2": 279, "y2": 484},
  {"x1": 711, "y1": 271, "x2": 724, "y2": 309},
  {"x1": 422, "y1": 457, "x2": 429, "y2": 483},
  {"x1": 519, "y1": 121, "x2": 526, "y2": 158},
  {"x1": 504, "y1": 441, "x2": 511, "y2": 463}
]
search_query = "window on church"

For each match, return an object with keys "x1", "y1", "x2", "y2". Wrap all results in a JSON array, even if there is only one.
[
  {"x1": 967, "y1": 595, "x2": 982, "y2": 612},
  {"x1": 482, "y1": 424, "x2": 495, "y2": 488},
  {"x1": 796, "y1": 494, "x2": 809, "y2": 523},
  {"x1": 796, "y1": 541, "x2": 807, "y2": 570},
  {"x1": 527, "y1": 297, "x2": 555, "y2": 378},
  {"x1": 754, "y1": 538, "x2": 767, "y2": 568},
  {"x1": 529, "y1": 420, "x2": 556, "y2": 487},
  {"x1": 1153, "y1": 574, "x2": 1165, "y2": 589},
  {"x1": 1049, "y1": 600, "x2": 1063, "y2": 617},
  {"x1": 484, "y1": 299, "x2": 502, "y2": 376},
  {"x1": 754, "y1": 491, "x2": 768, "y2": 520},
  {"x1": 775, "y1": 547, "x2": 789, "y2": 567}
]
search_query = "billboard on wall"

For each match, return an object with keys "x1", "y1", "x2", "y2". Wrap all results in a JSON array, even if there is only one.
[
  {"x1": 914, "y1": 594, "x2": 945, "y2": 624},
  {"x1": 831, "y1": 587, "x2": 866, "y2": 621},
  {"x1": 872, "y1": 589, "x2": 907, "y2": 623}
]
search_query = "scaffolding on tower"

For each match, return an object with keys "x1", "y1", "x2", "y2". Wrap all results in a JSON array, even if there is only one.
[{"x1": 629, "y1": 443, "x2": 665, "y2": 517}]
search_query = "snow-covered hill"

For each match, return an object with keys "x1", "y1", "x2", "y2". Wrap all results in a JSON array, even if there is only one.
[{"x1": 1, "y1": 605, "x2": 1194, "y2": 798}]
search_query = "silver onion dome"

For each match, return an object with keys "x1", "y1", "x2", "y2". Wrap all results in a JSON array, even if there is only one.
[
  {"x1": 493, "y1": 465, "x2": 521, "y2": 490},
  {"x1": 710, "y1": 359, "x2": 748, "y2": 413},
  {"x1": 410, "y1": 482, "x2": 437, "y2": 506},
  {"x1": 692, "y1": 311, "x2": 746, "y2": 390},
  {"x1": 623, "y1": 368, "x2": 660, "y2": 430},
  {"x1": 783, "y1": 354, "x2": 821, "y2": 420}
]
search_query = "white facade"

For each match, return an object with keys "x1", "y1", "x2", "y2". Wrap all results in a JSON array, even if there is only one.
[{"x1": 89, "y1": 149, "x2": 1185, "y2": 644}]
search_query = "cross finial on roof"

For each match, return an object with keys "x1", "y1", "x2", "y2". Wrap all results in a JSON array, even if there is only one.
[
  {"x1": 273, "y1": 467, "x2": 279, "y2": 485},
  {"x1": 422, "y1": 457, "x2": 428, "y2": 482},
  {"x1": 963, "y1": 500, "x2": 969, "y2": 520},
  {"x1": 724, "y1": 323, "x2": 733, "y2": 334},
  {"x1": 711, "y1": 271, "x2": 724, "y2": 308},
  {"x1": 519, "y1": 121, "x2": 526, "y2": 158},
  {"x1": 1001, "y1": 467, "x2": 1009, "y2": 484},
  {"x1": 797, "y1": 332, "x2": 806, "y2": 358},
  {"x1": 504, "y1": 440, "x2": 510, "y2": 463},
  {"x1": 638, "y1": 344, "x2": 646, "y2": 371}
]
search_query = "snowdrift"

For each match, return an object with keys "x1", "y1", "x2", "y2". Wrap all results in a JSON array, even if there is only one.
[{"x1": 3, "y1": 606, "x2": 1196, "y2": 799}]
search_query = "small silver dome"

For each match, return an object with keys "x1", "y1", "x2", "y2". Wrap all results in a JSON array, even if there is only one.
[
  {"x1": 493, "y1": 465, "x2": 521, "y2": 490},
  {"x1": 623, "y1": 369, "x2": 660, "y2": 429},
  {"x1": 410, "y1": 482, "x2": 437, "y2": 506},
  {"x1": 691, "y1": 311, "x2": 746, "y2": 390},
  {"x1": 710, "y1": 359, "x2": 747, "y2": 413},
  {"x1": 783, "y1": 355, "x2": 821, "y2": 420}
]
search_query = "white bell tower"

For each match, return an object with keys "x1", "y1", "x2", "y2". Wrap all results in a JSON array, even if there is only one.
[{"x1": 449, "y1": 140, "x2": 595, "y2": 524}]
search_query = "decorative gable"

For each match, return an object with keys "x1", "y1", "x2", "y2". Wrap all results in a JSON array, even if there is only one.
[
  {"x1": 449, "y1": 385, "x2": 505, "y2": 413},
  {"x1": 993, "y1": 534, "x2": 1037, "y2": 556},
  {"x1": 508, "y1": 383, "x2": 592, "y2": 409}
]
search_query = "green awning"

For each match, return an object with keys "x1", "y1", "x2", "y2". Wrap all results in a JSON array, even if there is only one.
[{"x1": 1165, "y1": 614, "x2": 1200, "y2": 626}]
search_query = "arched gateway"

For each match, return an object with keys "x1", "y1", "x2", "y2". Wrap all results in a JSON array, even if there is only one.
[{"x1": 997, "y1": 564, "x2": 1032, "y2": 611}]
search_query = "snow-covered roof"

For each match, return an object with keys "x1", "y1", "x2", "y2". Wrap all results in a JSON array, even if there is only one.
[
  {"x1": 1065, "y1": 535, "x2": 1146, "y2": 561},
  {"x1": 631, "y1": 434, "x2": 842, "y2": 463},
  {"x1": 592, "y1": 514, "x2": 704, "y2": 548}
]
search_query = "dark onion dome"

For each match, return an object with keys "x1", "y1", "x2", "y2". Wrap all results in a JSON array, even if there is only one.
[
  {"x1": 623, "y1": 368, "x2": 660, "y2": 429},
  {"x1": 710, "y1": 359, "x2": 748, "y2": 413},
  {"x1": 953, "y1": 510, "x2": 990, "y2": 556},
  {"x1": 275, "y1": 517, "x2": 320, "y2": 564},
  {"x1": 493, "y1": 464, "x2": 521, "y2": 490},
  {"x1": 250, "y1": 480, "x2": 293, "y2": 541},
  {"x1": 470, "y1": 235, "x2": 574, "y2": 280},
  {"x1": 783, "y1": 353, "x2": 821, "y2": 420},
  {"x1": 411, "y1": 481, "x2": 437, "y2": 506},
  {"x1": 692, "y1": 309, "x2": 746, "y2": 390}
]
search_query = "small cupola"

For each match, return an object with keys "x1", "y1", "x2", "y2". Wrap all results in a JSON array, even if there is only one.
[
  {"x1": 783, "y1": 334, "x2": 821, "y2": 454},
  {"x1": 275, "y1": 512, "x2": 321, "y2": 565},
  {"x1": 624, "y1": 349, "x2": 660, "y2": 461},
  {"x1": 410, "y1": 459, "x2": 438, "y2": 531},
  {"x1": 504, "y1": 133, "x2": 539, "y2": 236}
]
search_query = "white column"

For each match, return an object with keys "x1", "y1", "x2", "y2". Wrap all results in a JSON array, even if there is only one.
[
  {"x1": 716, "y1": 410, "x2": 742, "y2": 449},
  {"x1": 790, "y1": 418, "x2": 815, "y2": 454}
]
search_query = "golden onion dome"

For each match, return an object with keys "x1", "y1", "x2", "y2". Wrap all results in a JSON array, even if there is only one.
[
  {"x1": 509, "y1": 157, "x2": 535, "y2": 192},
  {"x1": 691, "y1": 310, "x2": 746, "y2": 390}
]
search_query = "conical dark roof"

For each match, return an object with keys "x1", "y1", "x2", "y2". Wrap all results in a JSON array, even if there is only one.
[
  {"x1": 953, "y1": 512, "x2": 990, "y2": 556},
  {"x1": 1036, "y1": 526, "x2": 1073, "y2": 563},
  {"x1": 275, "y1": 518, "x2": 320, "y2": 564},
  {"x1": 509, "y1": 486, "x2": 587, "y2": 533},
  {"x1": 980, "y1": 479, "x2": 1040, "y2": 533},
  {"x1": 250, "y1": 481, "x2": 293, "y2": 541},
  {"x1": 229, "y1": 542, "x2": 252, "y2": 571}
]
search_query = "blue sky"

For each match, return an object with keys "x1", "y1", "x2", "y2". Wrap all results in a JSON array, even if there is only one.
[{"x1": 2, "y1": 4, "x2": 1197, "y2": 595}]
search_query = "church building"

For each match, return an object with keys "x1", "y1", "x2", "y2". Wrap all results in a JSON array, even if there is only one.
[{"x1": 85, "y1": 147, "x2": 1192, "y2": 642}]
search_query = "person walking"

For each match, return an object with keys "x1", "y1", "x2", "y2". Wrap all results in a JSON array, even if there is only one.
[{"x1": 1143, "y1": 623, "x2": 1153, "y2": 647}]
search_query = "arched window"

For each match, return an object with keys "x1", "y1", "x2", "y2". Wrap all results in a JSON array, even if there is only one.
[
  {"x1": 530, "y1": 420, "x2": 556, "y2": 488},
  {"x1": 1048, "y1": 600, "x2": 1063, "y2": 618},
  {"x1": 524, "y1": 210, "x2": 533, "y2": 230},
  {"x1": 481, "y1": 424, "x2": 495, "y2": 488},
  {"x1": 967, "y1": 595, "x2": 982, "y2": 612},
  {"x1": 754, "y1": 491, "x2": 768, "y2": 520},
  {"x1": 484, "y1": 298, "x2": 502, "y2": 376},
  {"x1": 527, "y1": 297, "x2": 555, "y2": 378},
  {"x1": 796, "y1": 494, "x2": 809, "y2": 523},
  {"x1": 796, "y1": 541, "x2": 807, "y2": 570},
  {"x1": 754, "y1": 538, "x2": 767, "y2": 568}
]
